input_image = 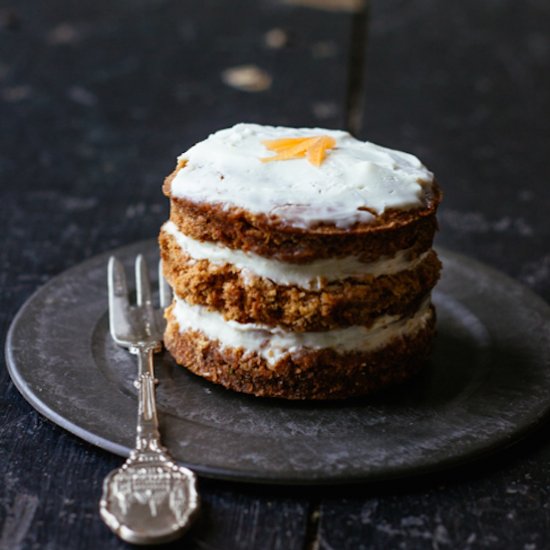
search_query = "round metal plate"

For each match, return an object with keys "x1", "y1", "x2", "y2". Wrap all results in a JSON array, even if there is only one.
[{"x1": 5, "y1": 241, "x2": 550, "y2": 484}]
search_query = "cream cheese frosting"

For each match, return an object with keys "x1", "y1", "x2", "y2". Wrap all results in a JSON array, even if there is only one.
[
  {"x1": 163, "y1": 221, "x2": 430, "y2": 290},
  {"x1": 170, "y1": 123, "x2": 434, "y2": 229},
  {"x1": 172, "y1": 296, "x2": 433, "y2": 366}
]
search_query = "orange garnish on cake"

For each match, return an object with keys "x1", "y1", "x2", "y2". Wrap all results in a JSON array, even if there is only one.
[
  {"x1": 261, "y1": 135, "x2": 336, "y2": 167},
  {"x1": 306, "y1": 136, "x2": 335, "y2": 167}
]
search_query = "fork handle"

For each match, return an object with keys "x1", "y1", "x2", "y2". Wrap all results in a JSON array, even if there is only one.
[{"x1": 132, "y1": 346, "x2": 162, "y2": 453}]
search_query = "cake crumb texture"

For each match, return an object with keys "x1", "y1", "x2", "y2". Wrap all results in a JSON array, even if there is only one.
[
  {"x1": 160, "y1": 228, "x2": 441, "y2": 331},
  {"x1": 164, "y1": 305, "x2": 437, "y2": 400}
]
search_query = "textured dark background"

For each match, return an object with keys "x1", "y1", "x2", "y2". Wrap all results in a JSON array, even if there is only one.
[{"x1": 1, "y1": 0, "x2": 549, "y2": 548}]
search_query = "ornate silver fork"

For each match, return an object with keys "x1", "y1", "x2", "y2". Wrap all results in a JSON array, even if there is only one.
[{"x1": 99, "y1": 255, "x2": 199, "y2": 545}]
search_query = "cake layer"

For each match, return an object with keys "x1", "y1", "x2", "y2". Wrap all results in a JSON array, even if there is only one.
[
  {"x1": 164, "y1": 303, "x2": 436, "y2": 400},
  {"x1": 167, "y1": 123, "x2": 436, "y2": 230},
  {"x1": 162, "y1": 220, "x2": 431, "y2": 289},
  {"x1": 166, "y1": 191, "x2": 440, "y2": 263},
  {"x1": 171, "y1": 296, "x2": 433, "y2": 363},
  {"x1": 160, "y1": 228, "x2": 441, "y2": 331}
]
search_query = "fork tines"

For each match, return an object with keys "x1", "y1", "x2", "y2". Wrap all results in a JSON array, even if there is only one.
[{"x1": 107, "y1": 255, "x2": 170, "y2": 348}]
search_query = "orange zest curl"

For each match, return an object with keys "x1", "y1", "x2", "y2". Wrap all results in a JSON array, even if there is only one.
[{"x1": 260, "y1": 135, "x2": 336, "y2": 167}]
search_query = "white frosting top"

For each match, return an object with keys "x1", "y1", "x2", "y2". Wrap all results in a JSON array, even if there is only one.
[
  {"x1": 163, "y1": 221, "x2": 429, "y2": 290},
  {"x1": 170, "y1": 123, "x2": 434, "y2": 228},
  {"x1": 173, "y1": 297, "x2": 432, "y2": 366}
]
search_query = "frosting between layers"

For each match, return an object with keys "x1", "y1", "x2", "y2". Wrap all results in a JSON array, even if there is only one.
[
  {"x1": 170, "y1": 123, "x2": 434, "y2": 229},
  {"x1": 163, "y1": 220, "x2": 431, "y2": 289},
  {"x1": 172, "y1": 297, "x2": 433, "y2": 366}
]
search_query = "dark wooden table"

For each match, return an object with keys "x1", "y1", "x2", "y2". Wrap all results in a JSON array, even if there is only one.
[{"x1": 1, "y1": 1, "x2": 549, "y2": 548}]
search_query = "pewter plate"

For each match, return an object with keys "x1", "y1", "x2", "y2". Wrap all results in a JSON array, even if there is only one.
[{"x1": 5, "y1": 241, "x2": 550, "y2": 484}]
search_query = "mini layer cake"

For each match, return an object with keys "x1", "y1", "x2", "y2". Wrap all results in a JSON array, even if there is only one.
[{"x1": 160, "y1": 123, "x2": 442, "y2": 399}]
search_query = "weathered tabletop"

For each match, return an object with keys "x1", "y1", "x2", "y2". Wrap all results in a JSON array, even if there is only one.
[{"x1": 1, "y1": 0, "x2": 549, "y2": 548}]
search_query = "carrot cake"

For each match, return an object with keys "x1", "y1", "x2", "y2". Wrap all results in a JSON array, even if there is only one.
[{"x1": 160, "y1": 123, "x2": 442, "y2": 399}]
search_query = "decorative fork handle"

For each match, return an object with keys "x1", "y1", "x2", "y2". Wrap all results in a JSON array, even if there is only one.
[
  {"x1": 131, "y1": 344, "x2": 162, "y2": 453},
  {"x1": 101, "y1": 255, "x2": 199, "y2": 544}
]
